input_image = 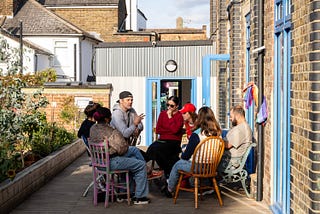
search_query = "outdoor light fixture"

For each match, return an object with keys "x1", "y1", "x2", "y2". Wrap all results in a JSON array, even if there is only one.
[{"x1": 165, "y1": 60, "x2": 177, "y2": 72}]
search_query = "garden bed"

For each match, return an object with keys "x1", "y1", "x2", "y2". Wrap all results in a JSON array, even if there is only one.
[{"x1": 0, "y1": 138, "x2": 85, "y2": 213}]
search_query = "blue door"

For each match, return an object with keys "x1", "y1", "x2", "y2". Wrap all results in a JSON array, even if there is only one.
[{"x1": 145, "y1": 78, "x2": 196, "y2": 146}]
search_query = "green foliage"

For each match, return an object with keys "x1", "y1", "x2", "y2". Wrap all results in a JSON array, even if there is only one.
[
  {"x1": 60, "y1": 96, "x2": 78, "y2": 123},
  {"x1": 0, "y1": 35, "x2": 74, "y2": 183},
  {"x1": 29, "y1": 122, "x2": 76, "y2": 158},
  {"x1": 0, "y1": 36, "x2": 21, "y2": 75}
]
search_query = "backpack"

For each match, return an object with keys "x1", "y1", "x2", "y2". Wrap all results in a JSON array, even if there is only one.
[{"x1": 106, "y1": 128, "x2": 129, "y2": 156}]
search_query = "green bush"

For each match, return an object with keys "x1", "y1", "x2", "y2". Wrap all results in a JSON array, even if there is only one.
[
  {"x1": 30, "y1": 123, "x2": 76, "y2": 158},
  {"x1": 0, "y1": 36, "x2": 75, "y2": 183}
]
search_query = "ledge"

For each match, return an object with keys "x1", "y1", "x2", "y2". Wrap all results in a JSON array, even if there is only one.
[{"x1": 0, "y1": 139, "x2": 86, "y2": 213}]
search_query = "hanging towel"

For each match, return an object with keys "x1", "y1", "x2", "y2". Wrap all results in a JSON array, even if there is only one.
[{"x1": 256, "y1": 96, "x2": 268, "y2": 126}]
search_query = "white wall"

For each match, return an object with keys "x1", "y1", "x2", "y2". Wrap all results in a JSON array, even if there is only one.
[
  {"x1": 126, "y1": 0, "x2": 141, "y2": 31},
  {"x1": 1, "y1": 35, "x2": 35, "y2": 74},
  {"x1": 80, "y1": 40, "x2": 94, "y2": 82},
  {"x1": 98, "y1": 76, "x2": 147, "y2": 144},
  {"x1": 36, "y1": 54, "x2": 52, "y2": 71},
  {"x1": 25, "y1": 36, "x2": 80, "y2": 80}
]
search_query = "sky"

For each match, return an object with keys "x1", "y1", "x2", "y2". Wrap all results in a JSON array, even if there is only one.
[{"x1": 138, "y1": 0, "x2": 210, "y2": 31}]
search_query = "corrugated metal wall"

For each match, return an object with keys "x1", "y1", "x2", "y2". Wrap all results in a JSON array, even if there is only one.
[{"x1": 95, "y1": 42, "x2": 216, "y2": 77}]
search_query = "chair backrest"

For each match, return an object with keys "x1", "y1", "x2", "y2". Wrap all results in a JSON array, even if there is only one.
[
  {"x1": 88, "y1": 139, "x2": 110, "y2": 173},
  {"x1": 238, "y1": 142, "x2": 257, "y2": 170},
  {"x1": 190, "y1": 136, "x2": 225, "y2": 177}
]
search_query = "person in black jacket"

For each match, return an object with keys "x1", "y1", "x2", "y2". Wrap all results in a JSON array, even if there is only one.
[{"x1": 77, "y1": 102, "x2": 101, "y2": 148}]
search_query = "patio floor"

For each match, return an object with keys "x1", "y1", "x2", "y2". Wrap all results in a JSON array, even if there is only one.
[{"x1": 10, "y1": 152, "x2": 271, "y2": 214}]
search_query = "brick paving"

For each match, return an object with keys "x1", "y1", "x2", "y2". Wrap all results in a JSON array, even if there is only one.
[{"x1": 10, "y1": 153, "x2": 271, "y2": 214}]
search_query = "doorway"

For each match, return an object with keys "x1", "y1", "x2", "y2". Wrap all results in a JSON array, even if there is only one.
[{"x1": 145, "y1": 78, "x2": 196, "y2": 145}]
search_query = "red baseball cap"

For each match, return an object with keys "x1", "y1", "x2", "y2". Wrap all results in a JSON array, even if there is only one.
[{"x1": 180, "y1": 103, "x2": 196, "y2": 114}]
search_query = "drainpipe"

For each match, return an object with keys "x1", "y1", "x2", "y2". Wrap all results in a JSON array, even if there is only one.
[
  {"x1": 257, "y1": 0, "x2": 265, "y2": 202},
  {"x1": 19, "y1": 20, "x2": 23, "y2": 74}
]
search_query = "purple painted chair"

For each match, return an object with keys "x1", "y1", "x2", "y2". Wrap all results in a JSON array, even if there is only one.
[{"x1": 88, "y1": 140, "x2": 131, "y2": 207}]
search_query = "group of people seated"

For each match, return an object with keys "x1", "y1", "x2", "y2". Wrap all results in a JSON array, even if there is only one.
[{"x1": 77, "y1": 90, "x2": 252, "y2": 205}]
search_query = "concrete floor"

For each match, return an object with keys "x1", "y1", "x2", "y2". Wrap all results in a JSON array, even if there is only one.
[{"x1": 10, "y1": 153, "x2": 271, "y2": 214}]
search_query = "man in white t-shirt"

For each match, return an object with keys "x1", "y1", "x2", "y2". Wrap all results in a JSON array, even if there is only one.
[{"x1": 218, "y1": 105, "x2": 252, "y2": 172}]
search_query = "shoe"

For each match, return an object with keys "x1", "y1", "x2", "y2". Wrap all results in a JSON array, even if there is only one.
[
  {"x1": 98, "y1": 182, "x2": 106, "y2": 192},
  {"x1": 116, "y1": 194, "x2": 130, "y2": 203},
  {"x1": 161, "y1": 185, "x2": 173, "y2": 198},
  {"x1": 148, "y1": 170, "x2": 164, "y2": 180},
  {"x1": 198, "y1": 189, "x2": 215, "y2": 196},
  {"x1": 133, "y1": 197, "x2": 151, "y2": 205}
]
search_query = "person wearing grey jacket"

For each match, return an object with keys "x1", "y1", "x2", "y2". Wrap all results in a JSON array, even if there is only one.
[{"x1": 110, "y1": 91, "x2": 144, "y2": 146}]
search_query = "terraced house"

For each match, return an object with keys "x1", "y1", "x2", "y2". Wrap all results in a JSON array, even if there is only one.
[{"x1": 212, "y1": 0, "x2": 320, "y2": 213}]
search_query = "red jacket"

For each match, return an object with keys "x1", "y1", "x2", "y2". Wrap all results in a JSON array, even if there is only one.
[{"x1": 156, "y1": 110, "x2": 184, "y2": 141}]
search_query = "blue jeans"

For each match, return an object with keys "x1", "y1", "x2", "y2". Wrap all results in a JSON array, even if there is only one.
[
  {"x1": 167, "y1": 159, "x2": 191, "y2": 191},
  {"x1": 110, "y1": 148, "x2": 149, "y2": 198},
  {"x1": 123, "y1": 146, "x2": 145, "y2": 161}
]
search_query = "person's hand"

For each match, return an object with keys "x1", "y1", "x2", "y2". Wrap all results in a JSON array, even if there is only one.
[
  {"x1": 133, "y1": 114, "x2": 145, "y2": 126},
  {"x1": 133, "y1": 127, "x2": 141, "y2": 137}
]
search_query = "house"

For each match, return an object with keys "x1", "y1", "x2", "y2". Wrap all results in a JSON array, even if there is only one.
[
  {"x1": 1, "y1": 0, "x2": 102, "y2": 82},
  {"x1": 94, "y1": 40, "x2": 225, "y2": 146},
  {"x1": 37, "y1": 0, "x2": 207, "y2": 43},
  {"x1": 37, "y1": 0, "x2": 147, "y2": 42},
  {"x1": 0, "y1": 27, "x2": 53, "y2": 74},
  {"x1": 211, "y1": 0, "x2": 320, "y2": 213}
]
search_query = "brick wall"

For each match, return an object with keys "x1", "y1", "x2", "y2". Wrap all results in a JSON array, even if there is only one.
[
  {"x1": 229, "y1": 1, "x2": 245, "y2": 107},
  {"x1": 291, "y1": 0, "x2": 320, "y2": 213},
  {"x1": 261, "y1": 0, "x2": 274, "y2": 205},
  {"x1": 51, "y1": 8, "x2": 119, "y2": 42},
  {"x1": 215, "y1": 0, "x2": 229, "y2": 127},
  {"x1": 23, "y1": 85, "x2": 112, "y2": 132}
]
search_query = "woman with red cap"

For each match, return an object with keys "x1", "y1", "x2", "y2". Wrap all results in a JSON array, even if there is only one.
[{"x1": 179, "y1": 102, "x2": 197, "y2": 139}]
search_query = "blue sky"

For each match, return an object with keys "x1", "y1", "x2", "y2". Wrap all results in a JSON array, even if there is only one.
[{"x1": 138, "y1": 0, "x2": 210, "y2": 30}]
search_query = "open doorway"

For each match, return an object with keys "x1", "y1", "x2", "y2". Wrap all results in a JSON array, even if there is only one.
[{"x1": 146, "y1": 78, "x2": 195, "y2": 145}]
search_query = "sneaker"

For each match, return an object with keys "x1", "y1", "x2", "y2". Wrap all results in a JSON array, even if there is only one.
[
  {"x1": 116, "y1": 194, "x2": 129, "y2": 203},
  {"x1": 198, "y1": 189, "x2": 215, "y2": 196},
  {"x1": 98, "y1": 182, "x2": 106, "y2": 192},
  {"x1": 161, "y1": 185, "x2": 173, "y2": 198},
  {"x1": 133, "y1": 197, "x2": 151, "y2": 205},
  {"x1": 147, "y1": 170, "x2": 164, "y2": 180}
]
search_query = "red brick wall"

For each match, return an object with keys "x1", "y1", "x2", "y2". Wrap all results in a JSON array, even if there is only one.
[{"x1": 23, "y1": 86, "x2": 112, "y2": 132}]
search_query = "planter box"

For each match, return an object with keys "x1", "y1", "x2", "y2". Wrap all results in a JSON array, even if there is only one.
[{"x1": 0, "y1": 139, "x2": 86, "y2": 213}]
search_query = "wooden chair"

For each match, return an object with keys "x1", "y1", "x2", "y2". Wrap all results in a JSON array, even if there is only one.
[
  {"x1": 220, "y1": 142, "x2": 257, "y2": 197},
  {"x1": 173, "y1": 136, "x2": 225, "y2": 208},
  {"x1": 88, "y1": 139, "x2": 131, "y2": 207}
]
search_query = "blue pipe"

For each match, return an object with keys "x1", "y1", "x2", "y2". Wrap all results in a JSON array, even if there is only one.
[{"x1": 202, "y1": 54, "x2": 230, "y2": 106}]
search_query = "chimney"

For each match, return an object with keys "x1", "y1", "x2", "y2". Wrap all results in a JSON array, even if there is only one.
[
  {"x1": 0, "y1": 0, "x2": 14, "y2": 17},
  {"x1": 176, "y1": 17, "x2": 183, "y2": 29},
  {"x1": 0, "y1": 0, "x2": 26, "y2": 17}
]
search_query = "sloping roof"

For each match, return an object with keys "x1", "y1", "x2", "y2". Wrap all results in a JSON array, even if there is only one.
[
  {"x1": 38, "y1": 0, "x2": 119, "y2": 6},
  {"x1": 2, "y1": 0, "x2": 102, "y2": 42},
  {"x1": 0, "y1": 28, "x2": 52, "y2": 55}
]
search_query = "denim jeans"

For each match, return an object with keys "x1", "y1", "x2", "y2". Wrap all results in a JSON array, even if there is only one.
[
  {"x1": 167, "y1": 159, "x2": 191, "y2": 191},
  {"x1": 123, "y1": 146, "x2": 145, "y2": 161},
  {"x1": 110, "y1": 147, "x2": 149, "y2": 198}
]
